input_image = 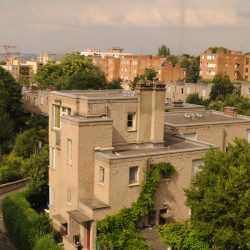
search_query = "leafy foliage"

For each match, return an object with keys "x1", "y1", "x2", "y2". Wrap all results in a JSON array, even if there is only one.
[
  {"x1": 14, "y1": 128, "x2": 48, "y2": 159},
  {"x1": 159, "y1": 223, "x2": 210, "y2": 250},
  {"x1": 158, "y1": 45, "x2": 170, "y2": 58},
  {"x1": 185, "y1": 56, "x2": 200, "y2": 83},
  {"x1": 2, "y1": 192, "x2": 61, "y2": 250},
  {"x1": 144, "y1": 68, "x2": 157, "y2": 80},
  {"x1": 34, "y1": 53, "x2": 107, "y2": 90},
  {"x1": 185, "y1": 139, "x2": 250, "y2": 249},
  {"x1": 167, "y1": 55, "x2": 178, "y2": 66},
  {"x1": 33, "y1": 235, "x2": 62, "y2": 250},
  {"x1": 209, "y1": 74, "x2": 234, "y2": 101},
  {"x1": 97, "y1": 162, "x2": 174, "y2": 250},
  {"x1": 186, "y1": 93, "x2": 208, "y2": 106}
]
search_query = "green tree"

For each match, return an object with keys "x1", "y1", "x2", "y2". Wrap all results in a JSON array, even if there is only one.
[
  {"x1": 34, "y1": 62, "x2": 62, "y2": 89},
  {"x1": 0, "y1": 67, "x2": 22, "y2": 119},
  {"x1": 167, "y1": 55, "x2": 178, "y2": 66},
  {"x1": 186, "y1": 93, "x2": 208, "y2": 106},
  {"x1": 180, "y1": 57, "x2": 191, "y2": 70},
  {"x1": 185, "y1": 139, "x2": 250, "y2": 249},
  {"x1": 130, "y1": 75, "x2": 144, "y2": 91},
  {"x1": 18, "y1": 74, "x2": 30, "y2": 88},
  {"x1": 158, "y1": 44, "x2": 170, "y2": 58},
  {"x1": 14, "y1": 128, "x2": 48, "y2": 159},
  {"x1": 209, "y1": 74, "x2": 234, "y2": 101},
  {"x1": 23, "y1": 145, "x2": 49, "y2": 210},
  {"x1": 159, "y1": 223, "x2": 210, "y2": 250},
  {"x1": 106, "y1": 78, "x2": 123, "y2": 89},
  {"x1": 144, "y1": 68, "x2": 157, "y2": 80},
  {"x1": 186, "y1": 56, "x2": 200, "y2": 83}
]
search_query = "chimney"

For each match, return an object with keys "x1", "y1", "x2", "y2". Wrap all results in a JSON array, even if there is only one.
[{"x1": 224, "y1": 106, "x2": 237, "y2": 117}]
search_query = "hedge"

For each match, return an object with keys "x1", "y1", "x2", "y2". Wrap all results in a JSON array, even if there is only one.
[{"x1": 2, "y1": 192, "x2": 61, "y2": 250}]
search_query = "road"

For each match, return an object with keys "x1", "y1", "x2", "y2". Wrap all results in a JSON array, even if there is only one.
[{"x1": 0, "y1": 192, "x2": 17, "y2": 250}]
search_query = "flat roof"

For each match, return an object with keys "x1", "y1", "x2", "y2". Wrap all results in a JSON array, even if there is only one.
[
  {"x1": 51, "y1": 89, "x2": 138, "y2": 100},
  {"x1": 165, "y1": 111, "x2": 250, "y2": 126},
  {"x1": 95, "y1": 134, "x2": 212, "y2": 160}
]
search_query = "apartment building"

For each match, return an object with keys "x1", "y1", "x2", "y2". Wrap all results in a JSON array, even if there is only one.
[
  {"x1": 81, "y1": 47, "x2": 132, "y2": 58},
  {"x1": 200, "y1": 47, "x2": 244, "y2": 81},
  {"x1": 38, "y1": 52, "x2": 56, "y2": 64},
  {"x1": 244, "y1": 53, "x2": 250, "y2": 81},
  {"x1": 165, "y1": 107, "x2": 250, "y2": 151},
  {"x1": 48, "y1": 81, "x2": 212, "y2": 250}
]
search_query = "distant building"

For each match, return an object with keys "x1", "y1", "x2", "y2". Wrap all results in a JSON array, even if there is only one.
[
  {"x1": 38, "y1": 52, "x2": 56, "y2": 64},
  {"x1": 244, "y1": 53, "x2": 250, "y2": 81},
  {"x1": 200, "y1": 47, "x2": 244, "y2": 81},
  {"x1": 80, "y1": 47, "x2": 132, "y2": 58}
]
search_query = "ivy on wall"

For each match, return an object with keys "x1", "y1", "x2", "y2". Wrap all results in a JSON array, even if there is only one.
[{"x1": 97, "y1": 161, "x2": 174, "y2": 250}]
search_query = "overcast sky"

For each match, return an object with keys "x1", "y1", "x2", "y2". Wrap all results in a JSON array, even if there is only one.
[{"x1": 1, "y1": 0, "x2": 250, "y2": 55}]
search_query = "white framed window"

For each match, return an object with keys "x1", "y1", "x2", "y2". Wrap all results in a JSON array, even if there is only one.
[
  {"x1": 127, "y1": 113, "x2": 136, "y2": 130},
  {"x1": 67, "y1": 188, "x2": 71, "y2": 202},
  {"x1": 53, "y1": 105, "x2": 60, "y2": 128},
  {"x1": 50, "y1": 147, "x2": 56, "y2": 168},
  {"x1": 99, "y1": 166, "x2": 105, "y2": 183},
  {"x1": 129, "y1": 166, "x2": 138, "y2": 184},
  {"x1": 49, "y1": 186, "x2": 55, "y2": 206},
  {"x1": 192, "y1": 159, "x2": 202, "y2": 177},
  {"x1": 67, "y1": 139, "x2": 72, "y2": 165}
]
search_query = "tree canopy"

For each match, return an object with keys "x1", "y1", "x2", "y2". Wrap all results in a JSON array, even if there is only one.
[
  {"x1": 185, "y1": 139, "x2": 250, "y2": 249},
  {"x1": 185, "y1": 56, "x2": 200, "y2": 83},
  {"x1": 158, "y1": 44, "x2": 170, "y2": 58},
  {"x1": 34, "y1": 53, "x2": 107, "y2": 90},
  {"x1": 209, "y1": 74, "x2": 235, "y2": 100}
]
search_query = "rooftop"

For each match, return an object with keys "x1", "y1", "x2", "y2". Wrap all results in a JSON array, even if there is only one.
[
  {"x1": 51, "y1": 89, "x2": 138, "y2": 100},
  {"x1": 95, "y1": 134, "x2": 212, "y2": 160},
  {"x1": 165, "y1": 111, "x2": 250, "y2": 126}
]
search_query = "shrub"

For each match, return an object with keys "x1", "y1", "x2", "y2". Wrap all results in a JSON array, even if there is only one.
[
  {"x1": 2, "y1": 192, "x2": 60, "y2": 250},
  {"x1": 159, "y1": 223, "x2": 210, "y2": 250},
  {"x1": 33, "y1": 235, "x2": 62, "y2": 250}
]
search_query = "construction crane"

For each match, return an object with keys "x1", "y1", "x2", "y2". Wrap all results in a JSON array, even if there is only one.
[{"x1": 0, "y1": 44, "x2": 16, "y2": 64}]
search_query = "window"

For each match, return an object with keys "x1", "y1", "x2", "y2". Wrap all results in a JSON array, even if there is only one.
[
  {"x1": 49, "y1": 186, "x2": 55, "y2": 206},
  {"x1": 67, "y1": 139, "x2": 72, "y2": 164},
  {"x1": 127, "y1": 113, "x2": 136, "y2": 130},
  {"x1": 129, "y1": 166, "x2": 138, "y2": 184},
  {"x1": 246, "y1": 58, "x2": 249, "y2": 65},
  {"x1": 184, "y1": 132, "x2": 196, "y2": 140},
  {"x1": 245, "y1": 68, "x2": 249, "y2": 73},
  {"x1": 192, "y1": 159, "x2": 202, "y2": 177},
  {"x1": 61, "y1": 107, "x2": 71, "y2": 116},
  {"x1": 67, "y1": 188, "x2": 71, "y2": 202},
  {"x1": 181, "y1": 88, "x2": 184, "y2": 94},
  {"x1": 99, "y1": 166, "x2": 105, "y2": 183},
  {"x1": 53, "y1": 105, "x2": 60, "y2": 128},
  {"x1": 50, "y1": 147, "x2": 56, "y2": 168}
]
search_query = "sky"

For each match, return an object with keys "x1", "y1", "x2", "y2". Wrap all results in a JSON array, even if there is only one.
[{"x1": 1, "y1": 0, "x2": 250, "y2": 56}]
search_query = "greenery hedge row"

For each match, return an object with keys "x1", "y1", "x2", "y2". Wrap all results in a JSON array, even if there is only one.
[
  {"x1": 97, "y1": 162, "x2": 174, "y2": 250},
  {"x1": 2, "y1": 192, "x2": 61, "y2": 250}
]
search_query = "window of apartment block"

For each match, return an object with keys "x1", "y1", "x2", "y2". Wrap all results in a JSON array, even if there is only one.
[
  {"x1": 99, "y1": 166, "x2": 105, "y2": 183},
  {"x1": 127, "y1": 113, "x2": 136, "y2": 130},
  {"x1": 183, "y1": 132, "x2": 196, "y2": 140},
  {"x1": 246, "y1": 58, "x2": 249, "y2": 65},
  {"x1": 50, "y1": 147, "x2": 56, "y2": 168},
  {"x1": 245, "y1": 68, "x2": 249, "y2": 73},
  {"x1": 67, "y1": 139, "x2": 72, "y2": 164},
  {"x1": 61, "y1": 107, "x2": 71, "y2": 116},
  {"x1": 53, "y1": 105, "x2": 60, "y2": 128},
  {"x1": 181, "y1": 88, "x2": 184, "y2": 94},
  {"x1": 49, "y1": 186, "x2": 55, "y2": 206},
  {"x1": 192, "y1": 159, "x2": 202, "y2": 177},
  {"x1": 129, "y1": 166, "x2": 138, "y2": 184}
]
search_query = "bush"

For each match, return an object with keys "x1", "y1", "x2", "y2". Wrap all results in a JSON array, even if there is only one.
[
  {"x1": 2, "y1": 192, "x2": 60, "y2": 250},
  {"x1": 33, "y1": 235, "x2": 62, "y2": 250},
  {"x1": 159, "y1": 223, "x2": 210, "y2": 250}
]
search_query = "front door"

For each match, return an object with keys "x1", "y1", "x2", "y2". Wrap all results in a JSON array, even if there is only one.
[{"x1": 86, "y1": 222, "x2": 91, "y2": 250}]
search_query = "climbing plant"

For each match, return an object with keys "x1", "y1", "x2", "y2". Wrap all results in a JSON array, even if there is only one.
[{"x1": 97, "y1": 162, "x2": 174, "y2": 250}]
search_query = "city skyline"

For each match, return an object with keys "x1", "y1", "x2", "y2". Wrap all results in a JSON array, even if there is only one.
[{"x1": 1, "y1": 0, "x2": 250, "y2": 55}]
